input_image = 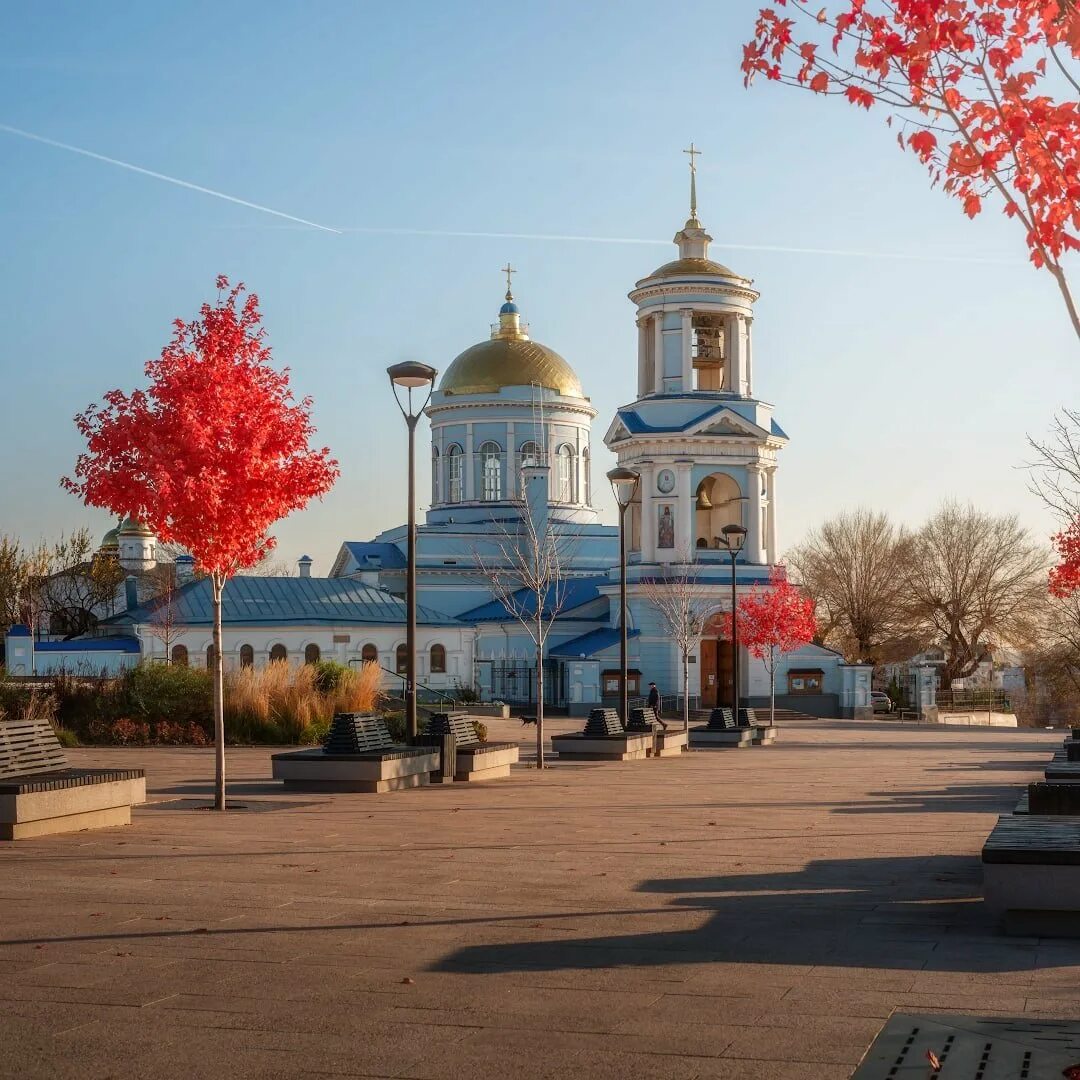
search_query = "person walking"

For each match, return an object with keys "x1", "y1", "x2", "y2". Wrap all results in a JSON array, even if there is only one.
[{"x1": 646, "y1": 682, "x2": 667, "y2": 730}]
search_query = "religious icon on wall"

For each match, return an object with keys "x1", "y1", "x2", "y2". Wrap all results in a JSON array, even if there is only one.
[{"x1": 657, "y1": 504, "x2": 675, "y2": 549}]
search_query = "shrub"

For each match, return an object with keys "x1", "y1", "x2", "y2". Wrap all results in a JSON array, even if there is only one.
[
  {"x1": 453, "y1": 681, "x2": 480, "y2": 704},
  {"x1": 471, "y1": 720, "x2": 488, "y2": 743},
  {"x1": 87, "y1": 716, "x2": 151, "y2": 746},
  {"x1": 311, "y1": 660, "x2": 349, "y2": 693},
  {"x1": 53, "y1": 726, "x2": 80, "y2": 748}
]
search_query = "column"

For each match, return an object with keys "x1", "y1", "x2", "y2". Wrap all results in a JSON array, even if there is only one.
[
  {"x1": 680, "y1": 309, "x2": 693, "y2": 393},
  {"x1": 547, "y1": 429, "x2": 557, "y2": 501},
  {"x1": 652, "y1": 311, "x2": 665, "y2": 395},
  {"x1": 639, "y1": 462, "x2": 655, "y2": 563},
  {"x1": 726, "y1": 315, "x2": 745, "y2": 396},
  {"x1": 746, "y1": 462, "x2": 763, "y2": 563},
  {"x1": 676, "y1": 460, "x2": 694, "y2": 558},
  {"x1": 464, "y1": 425, "x2": 475, "y2": 501},
  {"x1": 506, "y1": 421, "x2": 516, "y2": 499},
  {"x1": 745, "y1": 316, "x2": 755, "y2": 398},
  {"x1": 637, "y1": 319, "x2": 648, "y2": 398},
  {"x1": 765, "y1": 466, "x2": 778, "y2": 564}
]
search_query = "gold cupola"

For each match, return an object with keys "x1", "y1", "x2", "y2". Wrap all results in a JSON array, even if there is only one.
[{"x1": 438, "y1": 267, "x2": 585, "y2": 398}]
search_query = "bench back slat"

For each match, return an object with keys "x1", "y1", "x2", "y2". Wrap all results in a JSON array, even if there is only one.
[
  {"x1": 428, "y1": 712, "x2": 478, "y2": 746},
  {"x1": 584, "y1": 708, "x2": 624, "y2": 737},
  {"x1": 323, "y1": 713, "x2": 396, "y2": 754},
  {"x1": 0, "y1": 719, "x2": 68, "y2": 780}
]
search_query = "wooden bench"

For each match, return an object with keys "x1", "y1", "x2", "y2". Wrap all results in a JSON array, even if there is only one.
[
  {"x1": 982, "y1": 814, "x2": 1080, "y2": 934},
  {"x1": 1028, "y1": 782, "x2": 1080, "y2": 815},
  {"x1": 426, "y1": 712, "x2": 519, "y2": 782},
  {"x1": 551, "y1": 707, "x2": 653, "y2": 761},
  {"x1": 272, "y1": 713, "x2": 439, "y2": 792},
  {"x1": 0, "y1": 718, "x2": 146, "y2": 840}
]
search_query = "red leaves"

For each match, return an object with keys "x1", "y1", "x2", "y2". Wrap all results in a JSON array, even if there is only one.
[
  {"x1": 736, "y1": 569, "x2": 817, "y2": 662},
  {"x1": 1050, "y1": 522, "x2": 1080, "y2": 598},
  {"x1": 908, "y1": 129, "x2": 938, "y2": 160},
  {"x1": 741, "y1": 0, "x2": 1080, "y2": 301},
  {"x1": 62, "y1": 276, "x2": 339, "y2": 579}
]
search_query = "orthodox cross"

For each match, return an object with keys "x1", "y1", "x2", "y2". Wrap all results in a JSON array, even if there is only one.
[
  {"x1": 501, "y1": 262, "x2": 516, "y2": 301},
  {"x1": 683, "y1": 142, "x2": 701, "y2": 221}
]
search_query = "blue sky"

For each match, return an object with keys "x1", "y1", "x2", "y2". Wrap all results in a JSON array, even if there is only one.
[{"x1": 1, "y1": 0, "x2": 1076, "y2": 570}]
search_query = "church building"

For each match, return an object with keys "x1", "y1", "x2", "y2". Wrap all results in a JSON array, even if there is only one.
[{"x1": 10, "y1": 157, "x2": 859, "y2": 717}]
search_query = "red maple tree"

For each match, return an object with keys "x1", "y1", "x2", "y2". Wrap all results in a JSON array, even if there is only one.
[
  {"x1": 736, "y1": 570, "x2": 817, "y2": 725},
  {"x1": 1050, "y1": 520, "x2": 1080, "y2": 594},
  {"x1": 742, "y1": 0, "x2": 1080, "y2": 340},
  {"x1": 63, "y1": 276, "x2": 339, "y2": 808}
]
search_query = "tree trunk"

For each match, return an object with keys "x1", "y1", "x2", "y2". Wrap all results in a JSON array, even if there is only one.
[
  {"x1": 682, "y1": 651, "x2": 690, "y2": 732},
  {"x1": 212, "y1": 573, "x2": 226, "y2": 810},
  {"x1": 535, "y1": 636, "x2": 544, "y2": 770},
  {"x1": 769, "y1": 647, "x2": 776, "y2": 728},
  {"x1": 1049, "y1": 262, "x2": 1080, "y2": 343}
]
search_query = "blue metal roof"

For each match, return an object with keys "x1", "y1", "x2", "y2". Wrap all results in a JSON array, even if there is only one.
[
  {"x1": 107, "y1": 576, "x2": 459, "y2": 628},
  {"x1": 550, "y1": 627, "x2": 640, "y2": 659},
  {"x1": 341, "y1": 541, "x2": 407, "y2": 570},
  {"x1": 460, "y1": 575, "x2": 607, "y2": 623},
  {"x1": 36, "y1": 637, "x2": 141, "y2": 654},
  {"x1": 616, "y1": 404, "x2": 727, "y2": 435}
]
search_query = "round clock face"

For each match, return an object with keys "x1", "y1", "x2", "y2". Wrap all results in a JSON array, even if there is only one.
[{"x1": 656, "y1": 469, "x2": 676, "y2": 494}]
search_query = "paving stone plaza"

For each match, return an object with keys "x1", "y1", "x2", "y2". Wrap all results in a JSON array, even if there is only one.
[{"x1": 3, "y1": 718, "x2": 1079, "y2": 1079}]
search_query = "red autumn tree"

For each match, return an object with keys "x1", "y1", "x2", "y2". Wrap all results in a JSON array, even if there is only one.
[
  {"x1": 1050, "y1": 521, "x2": 1080, "y2": 595},
  {"x1": 736, "y1": 569, "x2": 817, "y2": 726},
  {"x1": 742, "y1": 0, "x2": 1080, "y2": 341},
  {"x1": 63, "y1": 276, "x2": 339, "y2": 809}
]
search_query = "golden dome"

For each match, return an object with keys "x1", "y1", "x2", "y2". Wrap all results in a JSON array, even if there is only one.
[
  {"x1": 640, "y1": 256, "x2": 738, "y2": 283},
  {"x1": 440, "y1": 338, "x2": 584, "y2": 397}
]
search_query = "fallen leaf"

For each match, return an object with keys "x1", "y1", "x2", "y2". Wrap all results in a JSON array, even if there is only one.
[
  {"x1": 926, "y1": 1049, "x2": 941, "y2": 1070},
  {"x1": 401, "y1": 977, "x2": 415, "y2": 985}
]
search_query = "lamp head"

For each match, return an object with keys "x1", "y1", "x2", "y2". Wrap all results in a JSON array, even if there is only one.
[
  {"x1": 720, "y1": 523, "x2": 747, "y2": 552},
  {"x1": 606, "y1": 466, "x2": 639, "y2": 508},
  {"x1": 387, "y1": 361, "x2": 438, "y2": 389}
]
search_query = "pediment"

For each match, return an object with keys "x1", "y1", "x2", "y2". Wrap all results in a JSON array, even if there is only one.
[
  {"x1": 687, "y1": 408, "x2": 769, "y2": 440},
  {"x1": 604, "y1": 414, "x2": 632, "y2": 444}
]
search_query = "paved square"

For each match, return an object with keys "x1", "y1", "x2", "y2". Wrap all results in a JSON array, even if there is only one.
[{"x1": 1, "y1": 719, "x2": 1077, "y2": 1079}]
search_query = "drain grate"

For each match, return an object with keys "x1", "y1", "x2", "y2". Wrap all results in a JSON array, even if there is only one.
[{"x1": 851, "y1": 1013, "x2": 1080, "y2": 1078}]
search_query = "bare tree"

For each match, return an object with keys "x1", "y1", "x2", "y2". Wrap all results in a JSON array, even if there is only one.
[
  {"x1": 143, "y1": 565, "x2": 185, "y2": 661},
  {"x1": 473, "y1": 487, "x2": 575, "y2": 770},
  {"x1": 37, "y1": 528, "x2": 125, "y2": 638},
  {"x1": 787, "y1": 509, "x2": 911, "y2": 663},
  {"x1": 902, "y1": 503, "x2": 1048, "y2": 687},
  {"x1": 640, "y1": 555, "x2": 709, "y2": 732},
  {"x1": 1021, "y1": 589, "x2": 1080, "y2": 726},
  {"x1": 1027, "y1": 409, "x2": 1080, "y2": 524}
]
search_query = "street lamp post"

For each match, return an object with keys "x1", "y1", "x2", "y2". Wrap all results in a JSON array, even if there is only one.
[
  {"x1": 719, "y1": 523, "x2": 747, "y2": 722},
  {"x1": 607, "y1": 467, "x2": 639, "y2": 725},
  {"x1": 388, "y1": 361, "x2": 438, "y2": 742}
]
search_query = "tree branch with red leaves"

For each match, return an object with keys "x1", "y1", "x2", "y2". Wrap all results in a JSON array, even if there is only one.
[{"x1": 743, "y1": 0, "x2": 1080, "y2": 341}]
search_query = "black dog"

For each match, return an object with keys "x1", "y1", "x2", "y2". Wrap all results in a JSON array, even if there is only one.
[{"x1": 520, "y1": 715, "x2": 537, "y2": 727}]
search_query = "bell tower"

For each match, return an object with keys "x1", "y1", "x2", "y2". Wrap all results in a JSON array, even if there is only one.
[{"x1": 605, "y1": 147, "x2": 787, "y2": 569}]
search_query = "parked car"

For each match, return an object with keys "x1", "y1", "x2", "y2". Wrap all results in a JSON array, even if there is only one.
[{"x1": 870, "y1": 691, "x2": 893, "y2": 714}]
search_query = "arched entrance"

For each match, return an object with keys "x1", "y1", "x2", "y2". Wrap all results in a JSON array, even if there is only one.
[{"x1": 700, "y1": 611, "x2": 735, "y2": 710}]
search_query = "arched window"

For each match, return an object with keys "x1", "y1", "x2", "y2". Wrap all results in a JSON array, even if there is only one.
[
  {"x1": 206, "y1": 644, "x2": 216, "y2": 669},
  {"x1": 239, "y1": 644, "x2": 254, "y2": 669},
  {"x1": 171, "y1": 644, "x2": 189, "y2": 667},
  {"x1": 479, "y1": 442, "x2": 501, "y2": 501},
  {"x1": 447, "y1": 445, "x2": 463, "y2": 503},
  {"x1": 269, "y1": 643, "x2": 287, "y2": 663},
  {"x1": 518, "y1": 441, "x2": 541, "y2": 494},
  {"x1": 304, "y1": 643, "x2": 320, "y2": 665},
  {"x1": 556, "y1": 444, "x2": 576, "y2": 503},
  {"x1": 361, "y1": 642, "x2": 378, "y2": 665},
  {"x1": 395, "y1": 644, "x2": 408, "y2": 674},
  {"x1": 430, "y1": 644, "x2": 447, "y2": 674},
  {"x1": 431, "y1": 447, "x2": 441, "y2": 503},
  {"x1": 583, "y1": 446, "x2": 591, "y2": 505}
]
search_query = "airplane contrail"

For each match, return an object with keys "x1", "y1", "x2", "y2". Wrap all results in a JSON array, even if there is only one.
[{"x1": 0, "y1": 123, "x2": 342, "y2": 234}]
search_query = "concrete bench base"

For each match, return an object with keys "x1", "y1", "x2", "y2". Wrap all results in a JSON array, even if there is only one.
[
  {"x1": 688, "y1": 726, "x2": 754, "y2": 749},
  {"x1": 551, "y1": 732, "x2": 653, "y2": 761},
  {"x1": 982, "y1": 815, "x2": 1080, "y2": 933},
  {"x1": 648, "y1": 730, "x2": 689, "y2": 757},
  {"x1": 454, "y1": 744, "x2": 519, "y2": 782},
  {"x1": 271, "y1": 748, "x2": 439, "y2": 793},
  {"x1": 0, "y1": 772, "x2": 146, "y2": 841}
]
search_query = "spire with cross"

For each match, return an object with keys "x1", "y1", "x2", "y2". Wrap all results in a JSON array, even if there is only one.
[
  {"x1": 683, "y1": 142, "x2": 701, "y2": 223},
  {"x1": 502, "y1": 262, "x2": 516, "y2": 302}
]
